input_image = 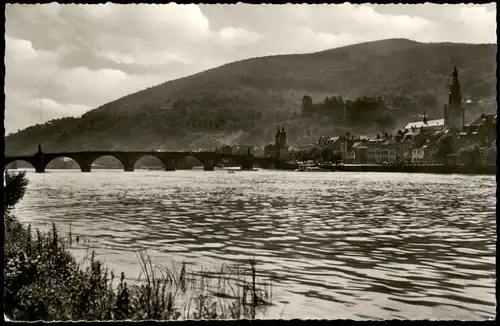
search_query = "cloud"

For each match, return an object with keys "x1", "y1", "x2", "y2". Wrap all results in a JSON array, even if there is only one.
[
  {"x1": 5, "y1": 92, "x2": 93, "y2": 134},
  {"x1": 4, "y1": 3, "x2": 497, "y2": 134},
  {"x1": 217, "y1": 27, "x2": 263, "y2": 47}
]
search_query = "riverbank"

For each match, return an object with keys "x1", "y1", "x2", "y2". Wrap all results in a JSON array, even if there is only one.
[
  {"x1": 331, "y1": 164, "x2": 496, "y2": 175},
  {"x1": 4, "y1": 217, "x2": 273, "y2": 321},
  {"x1": 3, "y1": 171, "x2": 273, "y2": 321},
  {"x1": 307, "y1": 163, "x2": 496, "y2": 175}
]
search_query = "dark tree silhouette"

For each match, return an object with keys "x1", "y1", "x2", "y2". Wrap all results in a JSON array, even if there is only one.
[
  {"x1": 4, "y1": 170, "x2": 29, "y2": 213},
  {"x1": 434, "y1": 135, "x2": 454, "y2": 163}
]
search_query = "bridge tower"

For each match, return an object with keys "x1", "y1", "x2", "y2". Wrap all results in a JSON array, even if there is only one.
[
  {"x1": 203, "y1": 158, "x2": 215, "y2": 171},
  {"x1": 34, "y1": 144, "x2": 45, "y2": 173}
]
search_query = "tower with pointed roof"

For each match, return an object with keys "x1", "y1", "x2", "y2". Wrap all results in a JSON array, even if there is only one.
[
  {"x1": 445, "y1": 60, "x2": 465, "y2": 130},
  {"x1": 274, "y1": 125, "x2": 288, "y2": 161},
  {"x1": 275, "y1": 125, "x2": 281, "y2": 148},
  {"x1": 280, "y1": 126, "x2": 287, "y2": 150}
]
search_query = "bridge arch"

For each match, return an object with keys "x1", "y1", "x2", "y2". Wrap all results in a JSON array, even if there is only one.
[
  {"x1": 5, "y1": 159, "x2": 36, "y2": 171},
  {"x1": 133, "y1": 154, "x2": 167, "y2": 170},
  {"x1": 44, "y1": 156, "x2": 82, "y2": 170},
  {"x1": 187, "y1": 153, "x2": 237, "y2": 170},
  {"x1": 89, "y1": 154, "x2": 131, "y2": 172},
  {"x1": 183, "y1": 154, "x2": 205, "y2": 168}
]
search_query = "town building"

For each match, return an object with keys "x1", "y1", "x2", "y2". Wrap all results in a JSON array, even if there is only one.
[
  {"x1": 480, "y1": 147, "x2": 496, "y2": 165},
  {"x1": 339, "y1": 135, "x2": 356, "y2": 164},
  {"x1": 399, "y1": 138, "x2": 414, "y2": 163},
  {"x1": 318, "y1": 136, "x2": 341, "y2": 148},
  {"x1": 460, "y1": 113, "x2": 497, "y2": 145},
  {"x1": 366, "y1": 138, "x2": 384, "y2": 164},
  {"x1": 380, "y1": 136, "x2": 398, "y2": 164},
  {"x1": 352, "y1": 141, "x2": 368, "y2": 164},
  {"x1": 253, "y1": 145, "x2": 266, "y2": 157},
  {"x1": 411, "y1": 144, "x2": 429, "y2": 163}
]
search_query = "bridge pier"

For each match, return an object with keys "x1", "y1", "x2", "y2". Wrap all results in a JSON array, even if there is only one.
[
  {"x1": 79, "y1": 160, "x2": 93, "y2": 172},
  {"x1": 240, "y1": 157, "x2": 254, "y2": 171},
  {"x1": 163, "y1": 159, "x2": 176, "y2": 171},
  {"x1": 34, "y1": 151, "x2": 45, "y2": 173},
  {"x1": 203, "y1": 159, "x2": 215, "y2": 171},
  {"x1": 123, "y1": 160, "x2": 135, "y2": 172}
]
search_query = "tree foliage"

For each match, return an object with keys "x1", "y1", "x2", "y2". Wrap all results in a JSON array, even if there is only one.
[
  {"x1": 4, "y1": 170, "x2": 29, "y2": 213},
  {"x1": 432, "y1": 135, "x2": 454, "y2": 162}
]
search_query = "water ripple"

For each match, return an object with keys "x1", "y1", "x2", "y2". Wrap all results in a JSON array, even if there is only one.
[{"x1": 15, "y1": 170, "x2": 496, "y2": 320}]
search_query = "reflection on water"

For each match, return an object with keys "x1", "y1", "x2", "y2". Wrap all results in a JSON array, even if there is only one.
[{"x1": 14, "y1": 170, "x2": 496, "y2": 320}]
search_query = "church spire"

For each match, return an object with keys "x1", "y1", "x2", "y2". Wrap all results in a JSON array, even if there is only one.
[
  {"x1": 448, "y1": 58, "x2": 462, "y2": 107},
  {"x1": 445, "y1": 57, "x2": 465, "y2": 130}
]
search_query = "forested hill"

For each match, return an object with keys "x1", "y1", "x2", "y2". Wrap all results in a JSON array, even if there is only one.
[{"x1": 6, "y1": 38, "x2": 496, "y2": 155}]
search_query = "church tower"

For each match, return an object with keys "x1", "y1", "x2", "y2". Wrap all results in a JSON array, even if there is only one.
[
  {"x1": 275, "y1": 126, "x2": 281, "y2": 147},
  {"x1": 275, "y1": 126, "x2": 281, "y2": 160},
  {"x1": 280, "y1": 127, "x2": 287, "y2": 150},
  {"x1": 274, "y1": 126, "x2": 288, "y2": 161},
  {"x1": 445, "y1": 60, "x2": 465, "y2": 130}
]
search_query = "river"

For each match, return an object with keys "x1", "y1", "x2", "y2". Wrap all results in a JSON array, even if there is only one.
[{"x1": 12, "y1": 169, "x2": 496, "y2": 320}]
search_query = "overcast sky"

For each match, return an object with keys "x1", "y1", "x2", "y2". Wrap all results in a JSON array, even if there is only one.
[{"x1": 4, "y1": 3, "x2": 496, "y2": 134}]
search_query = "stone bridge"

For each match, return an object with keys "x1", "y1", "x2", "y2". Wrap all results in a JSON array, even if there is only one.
[{"x1": 4, "y1": 146, "x2": 283, "y2": 173}]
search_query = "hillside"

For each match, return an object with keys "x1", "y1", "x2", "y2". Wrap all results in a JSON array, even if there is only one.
[{"x1": 5, "y1": 38, "x2": 497, "y2": 155}]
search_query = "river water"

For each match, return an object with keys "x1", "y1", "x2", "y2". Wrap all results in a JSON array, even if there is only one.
[{"x1": 12, "y1": 169, "x2": 496, "y2": 320}]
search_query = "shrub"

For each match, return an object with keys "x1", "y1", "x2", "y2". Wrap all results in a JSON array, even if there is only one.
[{"x1": 4, "y1": 170, "x2": 29, "y2": 213}]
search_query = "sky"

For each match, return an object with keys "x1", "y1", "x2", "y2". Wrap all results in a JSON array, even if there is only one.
[{"x1": 4, "y1": 3, "x2": 497, "y2": 134}]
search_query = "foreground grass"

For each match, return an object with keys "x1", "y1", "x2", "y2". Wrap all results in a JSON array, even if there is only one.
[
  {"x1": 3, "y1": 171, "x2": 273, "y2": 321},
  {"x1": 4, "y1": 218, "x2": 273, "y2": 321}
]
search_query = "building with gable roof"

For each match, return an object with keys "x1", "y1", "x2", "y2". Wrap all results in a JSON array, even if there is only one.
[{"x1": 404, "y1": 118, "x2": 445, "y2": 133}]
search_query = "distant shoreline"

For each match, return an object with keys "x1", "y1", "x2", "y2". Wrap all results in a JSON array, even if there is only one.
[
  {"x1": 320, "y1": 164, "x2": 496, "y2": 175},
  {"x1": 6, "y1": 164, "x2": 496, "y2": 175}
]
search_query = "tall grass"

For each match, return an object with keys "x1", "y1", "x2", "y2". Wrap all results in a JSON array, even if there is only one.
[
  {"x1": 4, "y1": 218, "x2": 274, "y2": 321},
  {"x1": 3, "y1": 171, "x2": 274, "y2": 321}
]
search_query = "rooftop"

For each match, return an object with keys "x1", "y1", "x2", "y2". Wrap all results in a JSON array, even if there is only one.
[
  {"x1": 404, "y1": 118, "x2": 445, "y2": 130},
  {"x1": 432, "y1": 130, "x2": 445, "y2": 136},
  {"x1": 405, "y1": 131, "x2": 421, "y2": 137},
  {"x1": 352, "y1": 141, "x2": 367, "y2": 149},
  {"x1": 467, "y1": 113, "x2": 497, "y2": 127}
]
